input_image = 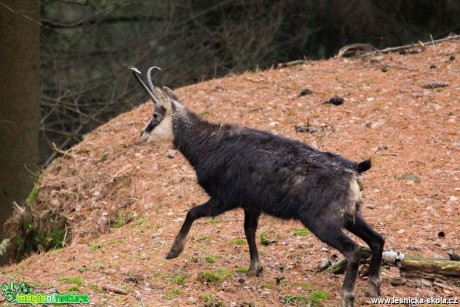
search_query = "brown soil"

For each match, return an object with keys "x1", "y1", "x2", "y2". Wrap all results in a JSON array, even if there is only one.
[{"x1": 1, "y1": 41, "x2": 459, "y2": 306}]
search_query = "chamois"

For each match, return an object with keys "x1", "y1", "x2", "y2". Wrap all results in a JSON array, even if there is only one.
[{"x1": 132, "y1": 66, "x2": 384, "y2": 307}]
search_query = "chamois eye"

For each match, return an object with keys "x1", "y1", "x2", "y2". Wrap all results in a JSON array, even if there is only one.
[{"x1": 153, "y1": 113, "x2": 159, "y2": 119}]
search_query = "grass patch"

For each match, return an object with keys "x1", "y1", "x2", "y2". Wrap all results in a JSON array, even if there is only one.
[
  {"x1": 260, "y1": 233, "x2": 276, "y2": 245},
  {"x1": 227, "y1": 238, "x2": 247, "y2": 245},
  {"x1": 112, "y1": 213, "x2": 134, "y2": 228},
  {"x1": 204, "y1": 254, "x2": 218, "y2": 264},
  {"x1": 89, "y1": 284, "x2": 103, "y2": 292},
  {"x1": 202, "y1": 293, "x2": 214, "y2": 302},
  {"x1": 282, "y1": 294, "x2": 308, "y2": 305},
  {"x1": 261, "y1": 283, "x2": 273, "y2": 290},
  {"x1": 309, "y1": 290, "x2": 331, "y2": 306},
  {"x1": 215, "y1": 268, "x2": 231, "y2": 278},
  {"x1": 67, "y1": 286, "x2": 80, "y2": 292},
  {"x1": 202, "y1": 293, "x2": 224, "y2": 306},
  {"x1": 197, "y1": 268, "x2": 230, "y2": 284},
  {"x1": 206, "y1": 217, "x2": 221, "y2": 224},
  {"x1": 235, "y1": 267, "x2": 248, "y2": 273},
  {"x1": 401, "y1": 174, "x2": 421, "y2": 184},
  {"x1": 164, "y1": 288, "x2": 182, "y2": 300},
  {"x1": 172, "y1": 276, "x2": 186, "y2": 285},
  {"x1": 293, "y1": 228, "x2": 310, "y2": 237},
  {"x1": 99, "y1": 154, "x2": 108, "y2": 162},
  {"x1": 200, "y1": 110, "x2": 212, "y2": 118},
  {"x1": 197, "y1": 271, "x2": 222, "y2": 283},
  {"x1": 196, "y1": 235, "x2": 212, "y2": 246},
  {"x1": 89, "y1": 243, "x2": 102, "y2": 251},
  {"x1": 299, "y1": 282, "x2": 316, "y2": 291},
  {"x1": 58, "y1": 276, "x2": 84, "y2": 286},
  {"x1": 77, "y1": 266, "x2": 87, "y2": 273},
  {"x1": 283, "y1": 290, "x2": 331, "y2": 306}
]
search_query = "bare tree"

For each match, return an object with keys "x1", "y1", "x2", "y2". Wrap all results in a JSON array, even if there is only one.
[{"x1": 0, "y1": 0, "x2": 40, "y2": 264}]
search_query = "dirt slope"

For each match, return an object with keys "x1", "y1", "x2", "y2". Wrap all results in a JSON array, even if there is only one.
[{"x1": 1, "y1": 41, "x2": 459, "y2": 306}]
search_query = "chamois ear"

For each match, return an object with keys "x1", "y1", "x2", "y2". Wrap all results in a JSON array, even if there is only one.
[{"x1": 162, "y1": 86, "x2": 179, "y2": 101}]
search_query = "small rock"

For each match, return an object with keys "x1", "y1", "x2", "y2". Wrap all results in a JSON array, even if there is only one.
[
  {"x1": 294, "y1": 124, "x2": 317, "y2": 133},
  {"x1": 449, "y1": 55, "x2": 455, "y2": 61},
  {"x1": 325, "y1": 95, "x2": 344, "y2": 105},
  {"x1": 447, "y1": 250, "x2": 460, "y2": 261},
  {"x1": 298, "y1": 89, "x2": 313, "y2": 96},
  {"x1": 429, "y1": 64, "x2": 437, "y2": 69},
  {"x1": 381, "y1": 65, "x2": 389, "y2": 72},
  {"x1": 167, "y1": 149, "x2": 177, "y2": 158}
]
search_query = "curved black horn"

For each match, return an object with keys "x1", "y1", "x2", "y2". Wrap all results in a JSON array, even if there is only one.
[
  {"x1": 147, "y1": 66, "x2": 162, "y2": 99},
  {"x1": 129, "y1": 66, "x2": 160, "y2": 105}
]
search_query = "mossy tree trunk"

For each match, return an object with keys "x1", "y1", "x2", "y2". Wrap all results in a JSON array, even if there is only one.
[{"x1": 0, "y1": 0, "x2": 40, "y2": 264}]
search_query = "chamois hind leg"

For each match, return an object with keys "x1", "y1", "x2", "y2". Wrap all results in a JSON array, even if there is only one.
[
  {"x1": 345, "y1": 211, "x2": 384, "y2": 297},
  {"x1": 166, "y1": 198, "x2": 225, "y2": 259},
  {"x1": 243, "y1": 209, "x2": 263, "y2": 276},
  {"x1": 305, "y1": 219, "x2": 361, "y2": 307}
]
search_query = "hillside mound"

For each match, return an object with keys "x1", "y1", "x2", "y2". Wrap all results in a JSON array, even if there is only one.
[{"x1": 2, "y1": 41, "x2": 459, "y2": 306}]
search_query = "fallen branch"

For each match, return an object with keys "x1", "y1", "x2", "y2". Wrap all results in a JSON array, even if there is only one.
[
  {"x1": 337, "y1": 34, "x2": 460, "y2": 57},
  {"x1": 101, "y1": 285, "x2": 129, "y2": 295},
  {"x1": 326, "y1": 248, "x2": 460, "y2": 289}
]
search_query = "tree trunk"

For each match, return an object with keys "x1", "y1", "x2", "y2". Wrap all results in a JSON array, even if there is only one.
[{"x1": 0, "y1": 0, "x2": 40, "y2": 264}]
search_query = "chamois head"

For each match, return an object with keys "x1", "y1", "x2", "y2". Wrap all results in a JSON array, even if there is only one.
[{"x1": 131, "y1": 66, "x2": 180, "y2": 144}]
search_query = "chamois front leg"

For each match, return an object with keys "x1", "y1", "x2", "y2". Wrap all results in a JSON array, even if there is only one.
[
  {"x1": 243, "y1": 209, "x2": 263, "y2": 276},
  {"x1": 166, "y1": 198, "x2": 224, "y2": 259}
]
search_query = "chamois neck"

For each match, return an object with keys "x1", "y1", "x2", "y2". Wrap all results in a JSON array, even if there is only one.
[{"x1": 172, "y1": 108, "x2": 221, "y2": 167}]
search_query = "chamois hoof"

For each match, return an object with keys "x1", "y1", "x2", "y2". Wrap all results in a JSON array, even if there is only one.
[
  {"x1": 247, "y1": 262, "x2": 263, "y2": 277},
  {"x1": 165, "y1": 241, "x2": 185, "y2": 259},
  {"x1": 365, "y1": 285, "x2": 381, "y2": 297},
  {"x1": 365, "y1": 278, "x2": 381, "y2": 297},
  {"x1": 165, "y1": 250, "x2": 179, "y2": 259},
  {"x1": 341, "y1": 291, "x2": 355, "y2": 307}
]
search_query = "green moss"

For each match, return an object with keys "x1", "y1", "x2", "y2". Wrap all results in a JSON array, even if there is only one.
[
  {"x1": 26, "y1": 186, "x2": 38, "y2": 206},
  {"x1": 50, "y1": 227, "x2": 66, "y2": 248},
  {"x1": 235, "y1": 267, "x2": 248, "y2": 273}
]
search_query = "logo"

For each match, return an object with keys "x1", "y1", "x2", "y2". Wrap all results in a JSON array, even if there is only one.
[{"x1": 1, "y1": 280, "x2": 90, "y2": 305}]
